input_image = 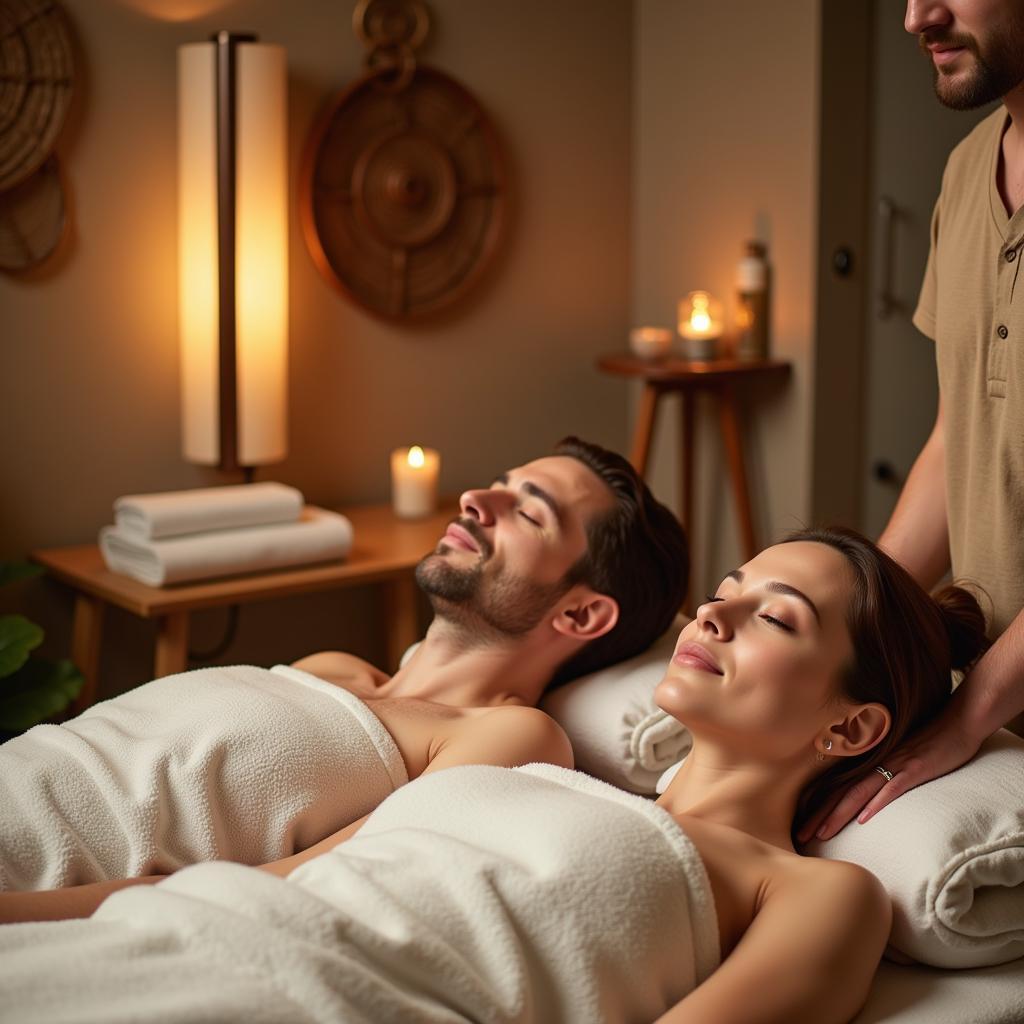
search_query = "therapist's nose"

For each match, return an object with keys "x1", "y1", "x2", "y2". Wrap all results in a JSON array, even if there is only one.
[{"x1": 905, "y1": 0, "x2": 952, "y2": 36}]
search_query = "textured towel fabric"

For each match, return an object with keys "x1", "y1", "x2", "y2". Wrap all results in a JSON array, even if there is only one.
[
  {"x1": 854, "y1": 958, "x2": 1024, "y2": 1024},
  {"x1": 114, "y1": 482, "x2": 303, "y2": 540},
  {"x1": 0, "y1": 764, "x2": 720, "y2": 1024},
  {"x1": 99, "y1": 506, "x2": 353, "y2": 586},
  {"x1": 0, "y1": 665, "x2": 407, "y2": 891},
  {"x1": 809, "y1": 729, "x2": 1024, "y2": 969}
]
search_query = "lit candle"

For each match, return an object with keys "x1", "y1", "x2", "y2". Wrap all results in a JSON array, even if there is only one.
[
  {"x1": 391, "y1": 445, "x2": 440, "y2": 519},
  {"x1": 677, "y1": 290, "x2": 723, "y2": 361}
]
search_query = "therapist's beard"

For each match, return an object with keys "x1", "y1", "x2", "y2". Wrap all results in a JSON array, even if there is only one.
[
  {"x1": 416, "y1": 553, "x2": 571, "y2": 640},
  {"x1": 922, "y1": 27, "x2": 1024, "y2": 110}
]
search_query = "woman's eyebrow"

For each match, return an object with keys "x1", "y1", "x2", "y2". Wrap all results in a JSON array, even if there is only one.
[{"x1": 725, "y1": 569, "x2": 821, "y2": 624}]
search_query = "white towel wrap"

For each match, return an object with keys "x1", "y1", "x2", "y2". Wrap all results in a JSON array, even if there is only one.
[
  {"x1": 0, "y1": 664, "x2": 407, "y2": 891},
  {"x1": 0, "y1": 764, "x2": 720, "y2": 1024},
  {"x1": 99, "y1": 506, "x2": 353, "y2": 586},
  {"x1": 114, "y1": 482, "x2": 304, "y2": 539}
]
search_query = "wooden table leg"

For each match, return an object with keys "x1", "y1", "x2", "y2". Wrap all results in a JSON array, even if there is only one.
[
  {"x1": 70, "y1": 594, "x2": 105, "y2": 714},
  {"x1": 385, "y1": 576, "x2": 420, "y2": 673},
  {"x1": 155, "y1": 612, "x2": 189, "y2": 679},
  {"x1": 630, "y1": 383, "x2": 661, "y2": 477},
  {"x1": 717, "y1": 383, "x2": 758, "y2": 561},
  {"x1": 679, "y1": 389, "x2": 695, "y2": 542}
]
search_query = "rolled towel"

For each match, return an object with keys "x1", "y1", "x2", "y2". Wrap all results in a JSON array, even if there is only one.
[
  {"x1": 114, "y1": 482, "x2": 303, "y2": 540},
  {"x1": 99, "y1": 507, "x2": 353, "y2": 586},
  {"x1": 807, "y1": 729, "x2": 1024, "y2": 969}
]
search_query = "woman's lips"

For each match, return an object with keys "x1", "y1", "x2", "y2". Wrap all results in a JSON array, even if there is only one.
[{"x1": 673, "y1": 641, "x2": 723, "y2": 675}]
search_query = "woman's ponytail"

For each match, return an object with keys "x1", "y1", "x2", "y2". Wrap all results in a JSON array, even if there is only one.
[{"x1": 933, "y1": 583, "x2": 989, "y2": 672}]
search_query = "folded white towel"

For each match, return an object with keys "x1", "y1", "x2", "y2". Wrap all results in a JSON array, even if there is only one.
[
  {"x1": 99, "y1": 507, "x2": 353, "y2": 586},
  {"x1": 0, "y1": 664, "x2": 407, "y2": 891},
  {"x1": 114, "y1": 482, "x2": 303, "y2": 540}
]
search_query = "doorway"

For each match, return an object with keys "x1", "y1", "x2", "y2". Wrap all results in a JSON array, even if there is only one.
[{"x1": 812, "y1": 0, "x2": 994, "y2": 535}]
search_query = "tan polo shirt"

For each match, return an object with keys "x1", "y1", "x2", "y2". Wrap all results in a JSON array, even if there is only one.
[{"x1": 914, "y1": 106, "x2": 1024, "y2": 639}]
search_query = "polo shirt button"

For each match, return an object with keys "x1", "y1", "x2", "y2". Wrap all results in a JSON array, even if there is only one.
[
  {"x1": 998, "y1": 324, "x2": 1009, "y2": 339},
  {"x1": 1007, "y1": 249, "x2": 1018, "y2": 262}
]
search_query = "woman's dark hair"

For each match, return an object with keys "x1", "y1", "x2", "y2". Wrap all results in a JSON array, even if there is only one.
[
  {"x1": 548, "y1": 436, "x2": 688, "y2": 686},
  {"x1": 786, "y1": 527, "x2": 989, "y2": 831}
]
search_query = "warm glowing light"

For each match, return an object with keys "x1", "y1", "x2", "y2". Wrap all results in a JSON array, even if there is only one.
[
  {"x1": 179, "y1": 39, "x2": 288, "y2": 468},
  {"x1": 391, "y1": 447, "x2": 441, "y2": 519},
  {"x1": 678, "y1": 289, "x2": 723, "y2": 360},
  {"x1": 687, "y1": 293, "x2": 712, "y2": 334}
]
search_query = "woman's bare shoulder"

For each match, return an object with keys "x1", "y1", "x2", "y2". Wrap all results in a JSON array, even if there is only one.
[{"x1": 771, "y1": 851, "x2": 892, "y2": 942}]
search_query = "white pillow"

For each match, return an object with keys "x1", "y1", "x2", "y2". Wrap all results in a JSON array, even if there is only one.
[
  {"x1": 539, "y1": 617, "x2": 690, "y2": 793},
  {"x1": 806, "y1": 729, "x2": 1024, "y2": 969},
  {"x1": 401, "y1": 617, "x2": 692, "y2": 794}
]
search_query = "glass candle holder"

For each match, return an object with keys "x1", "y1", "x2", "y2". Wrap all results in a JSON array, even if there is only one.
[{"x1": 677, "y1": 290, "x2": 723, "y2": 361}]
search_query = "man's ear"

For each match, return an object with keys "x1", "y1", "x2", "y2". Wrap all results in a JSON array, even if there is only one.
[
  {"x1": 824, "y1": 702, "x2": 892, "y2": 759},
  {"x1": 551, "y1": 589, "x2": 619, "y2": 641}
]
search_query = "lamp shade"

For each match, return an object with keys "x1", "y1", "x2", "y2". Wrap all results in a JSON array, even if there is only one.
[{"x1": 178, "y1": 35, "x2": 288, "y2": 470}]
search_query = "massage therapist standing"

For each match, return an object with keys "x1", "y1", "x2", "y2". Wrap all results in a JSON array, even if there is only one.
[{"x1": 807, "y1": 0, "x2": 1024, "y2": 841}]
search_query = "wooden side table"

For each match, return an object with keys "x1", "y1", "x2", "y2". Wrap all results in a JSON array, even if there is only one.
[
  {"x1": 597, "y1": 354, "x2": 790, "y2": 561},
  {"x1": 33, "y1": 502, "x2": 457, "y2": 714}
]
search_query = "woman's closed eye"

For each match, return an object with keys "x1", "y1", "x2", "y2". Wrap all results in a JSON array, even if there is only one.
[{"x1": 760, "y1": 612, "x2": 795, "y2": 633}]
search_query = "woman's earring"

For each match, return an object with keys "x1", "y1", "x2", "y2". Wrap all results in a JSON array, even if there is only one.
[{"x1": 816, "y1": 739, "x2": 833, "y2": 763}]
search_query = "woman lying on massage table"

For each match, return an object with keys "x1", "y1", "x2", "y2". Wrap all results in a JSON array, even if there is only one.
[{"x1": 0, "y1": 528, "x2": 986, "y2": 1024}]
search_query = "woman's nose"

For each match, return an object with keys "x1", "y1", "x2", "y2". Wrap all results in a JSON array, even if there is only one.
[{"x1": 696, "y1": 599, "x2": 733, "y2": 640}]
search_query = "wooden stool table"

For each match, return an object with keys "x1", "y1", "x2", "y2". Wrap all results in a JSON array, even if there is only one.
[
  {"x1": 597, "y1": 354, "x2": 790, "y2": 560},
  {"x1": 33, "y1": 502, "x2": 456, "y2": 714}
]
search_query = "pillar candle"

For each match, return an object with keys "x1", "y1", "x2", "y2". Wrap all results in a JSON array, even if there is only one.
[{"x1": 391, "y1": 446, "x2": 440, "y2": 519}]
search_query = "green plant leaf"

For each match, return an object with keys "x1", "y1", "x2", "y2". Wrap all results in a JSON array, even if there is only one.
[
  {"x1": 0, "y1": 615, "x2": 44, "y2": 678},
  {"x1": 0, "y1": 561, "x2": 45, "y2": 588},
  {"x1": 0, "y1": 658, "x2": 84, "y2": 732}
]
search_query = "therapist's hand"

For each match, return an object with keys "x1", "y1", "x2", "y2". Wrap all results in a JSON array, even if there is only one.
[{"x1": 797, "y1": 702, "x2": 983, "y2": 843}]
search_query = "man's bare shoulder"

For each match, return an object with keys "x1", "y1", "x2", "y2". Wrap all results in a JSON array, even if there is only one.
[
  {"x1": 290, "y1": 651, "x2": 390, "y2": 695},
  {"x1": 454, "y1": 705, "x2": 574, "y2": 770}
]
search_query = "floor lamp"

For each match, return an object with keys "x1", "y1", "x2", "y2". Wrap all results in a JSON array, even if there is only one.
[{"x1": 178, "y1": 32, "x2": 288, "y2": 476}]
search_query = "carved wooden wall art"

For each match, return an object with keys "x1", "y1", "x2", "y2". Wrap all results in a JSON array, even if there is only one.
[
  {"x1": 301, "y1": 0, "x2": 509, "y2": 321},
  {"x1": 0, "y1": 0, "x2": 74, "y2": 273}
]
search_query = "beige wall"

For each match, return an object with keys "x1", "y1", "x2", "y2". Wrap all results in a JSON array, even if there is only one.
[
  {"x1": 2, "y1": 0, "x2": 831, "y2": 697},
  {"x1": 0, "y1": 0, "x2": 633, "y2": 695},
  {"x1": 632, "y1": 0, "x2": 821, "y2": 599}
]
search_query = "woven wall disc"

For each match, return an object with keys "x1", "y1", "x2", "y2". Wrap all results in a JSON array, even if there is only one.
[
  {"x1": 0, "y1": 0, "x2": 74, "y2": 193},
  {"x1": 301, "y1": 65, "x2": 508, "y2": 321},
  {"x1": 0, "y1": 152, "x2": 65, "y2": 272}
]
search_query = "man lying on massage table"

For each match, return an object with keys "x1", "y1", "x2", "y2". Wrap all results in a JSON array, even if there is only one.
[{"x1": 0, "y1": 436, "x2": 687, "y2": 899}]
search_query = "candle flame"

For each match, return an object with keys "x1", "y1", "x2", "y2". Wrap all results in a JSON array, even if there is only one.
[
  {"x1": 690, "y1": 310, "x2": 711, "y2": 333},
  {"x1": 408, "y1": 446, "x2": 425, "y2": 468}
]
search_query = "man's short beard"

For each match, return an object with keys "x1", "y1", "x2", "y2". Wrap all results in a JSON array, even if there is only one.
[
  {"x1": 415, "y1": 552, "x2": 576, "y2": 640},
  {"x1": 924, "y1": 27, "x2": 1024, "y2": 110}
]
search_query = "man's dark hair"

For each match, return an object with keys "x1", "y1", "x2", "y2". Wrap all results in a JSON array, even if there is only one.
[{"x1": 550, "y1": 436, "x2": 688, "y2": 685}]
